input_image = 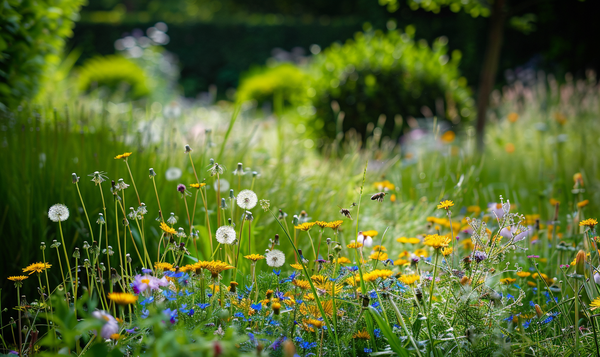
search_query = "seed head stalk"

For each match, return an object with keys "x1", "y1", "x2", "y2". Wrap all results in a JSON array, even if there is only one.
[
  {"x1": 124, "y1": 158, "x2": 141, "y2": 206},
  {"x1": 42, "y1": 248, "x2": 57, "y2": 344},
  {"x1": 57, "y1": 221, "x2": 75, "y2": 316},
  {"x1": 150, "y1": 176, "x2": 164, "y2": 223},
  {"x1": 199, "y1": 187, "x2": 213, "y2": 253},
  {"x1": 75, "y1": 181, "x2": 94, "y2": 243}
]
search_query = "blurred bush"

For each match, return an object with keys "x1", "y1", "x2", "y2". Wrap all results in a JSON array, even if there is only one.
[
  {"x1": 76, "y1": 55, "x2": 150, "y2": 100},
  {"x1": 0, "y1": 0, "x2": 84, "y2": 109},
  {"x1": 236, "y1": 63, "x2": 309, "y2": 108},
  {"x1": 308, "y1": 27, "x2": 474, "y2": 138}
]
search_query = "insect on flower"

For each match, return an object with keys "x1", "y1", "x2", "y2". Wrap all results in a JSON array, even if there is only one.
[
  {"x1": 338, "y1": 205, "x2": 353, "y2": 219},
  {"x1": 371, "y1": 192, "x2": 387, "y2": 202}
]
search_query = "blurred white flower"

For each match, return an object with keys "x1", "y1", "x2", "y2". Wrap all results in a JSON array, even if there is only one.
[
  {"x1": 237, "y1": 190, "x2": 258, "y2": 210},
  {"x1": 48, "y1": 204, "x2": 69, "y2": 222},
  {"x1": 165, "y1": 167, "x2": 182, "y2": 181},
  {"x1": 266, "y1": 249, "x2": 285, "y2": 267},
  {"x1": 216, "y1": 226, "x2": 236, "y2": 245},
  {"x1": 357, "y1": 232, "x2": 373, "y2": 247},
  {"x1": 214, "y1": 179, "x2": 230, "y2": 192}
]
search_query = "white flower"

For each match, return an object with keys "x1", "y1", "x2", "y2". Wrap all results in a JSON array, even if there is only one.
[
  {"x1": 265, "y1": 249, "x2": 285, "y2": 267},
  {"x1": 92, "y1": 310, "x2": 119, "y2": 339},
  {"x1": 357, "y1": 232, "x2": 373, "y2": 247},
  {"x1": 48, "y1": 204, "x2": 69, "y2": 222},
  {"x1": 216, "y1": 226, "x2": 236, "y2": 245},
  {"x1": 236, "y1": 189, "x2": 258, "y2": 210},
  {"x1": 214, "y1": 179, "x2": 230, "y2": 192},
  {"x1": 165, "y1": 167, "x2": 182, "y2": 181}
]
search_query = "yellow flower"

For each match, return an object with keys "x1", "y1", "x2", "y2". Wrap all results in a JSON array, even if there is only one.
[
  {"x1": 108, "y1": 292, "x2": 138, "y2": 305},
  {"x1": 590, "y1": 297, "x2": 600, "y2": 310},
  {"x1": 580, "y1": 218, "x2": 598, "y2": 229},
  {"x1": 500, "y1": 278, "x2": 516, "y2": 284},
  {"x1": 295, "y1": 222, "x2": 316, "y2": 231},
  {"x1": 110, "y1": 333, "x2": 122, "y2": 340},
  {"x1": 335, "y1": 257, "x2": 351, "y2": 264},
  {"x1": 390, "y1": 194, "x2": 397, "y2": 202},
  {"x1": 414, "y1": 249, "x2": 429, "y2": 257},
  {"x1": 316, "y1": 221, "x2": 329, "y2": 229},
  {"x1": 362, "y1": 230, "x2": 378, "y2": 237},
  {"x1": 398, "y1": 274, "x2": 420, "y2": 285},
  {"x1": 290, "y1": 263, "x2": 304, "y2": 270},
  {"x1": 190, "y1": 183, "x2": 206, "y2": 189},
  {"x1": 374, "y1": 180, "x2": 395, "y2": 191},
  {"x1": 467, "y1": 206, "x2": 481, "y2": 214},
  {"x1": 516, "y1": 272, "x2": 531, "y2": 278},
  {"x1": 244, "y1": 254, "x2": 265, "y2": 262},
  {"x1": 293, "y1": 280, "x2": 311, "y2": 290},
  {"x1": 441, "y1": 130, "x2": 456, "y2": 144},
  {"x1": 549, "y1": 198, "x2": 560, "y2": 206},
  {"x1": 7, "y1": 275, "x2": 28, "y2": 282},
  {"x1": 327, "y1": 220, "x2": 344, "y2": 230},
  {"x1": 353, "y1": 330, "x2": 371, "y2": 340},
  {"x1": 554, "y1": 112, "x2": 567, "y2": 125},
  {"x1": 505, "y1": 143, "x2": 515, "y2": 154},
  {"x1": 527, "y1": 281, "x2": 536, "y2": 287},
  {"x1": 372, "y1": 245, "x2": 387, "y2": 252},
  {"x1": 347, "y1": 242, "x2": 363, "y2": 249},
  {"x1": 369, "y1": 269, "x2": 393, "y2": 280},
  {"x1": 574, "y1": 173, "x2": 584, "y2": 187},
  {"x1": 205, "y1": 261, "x2": 235, "y2": 278},
  {"x1": 23, "y1": 262, "x2": 52, "y2": 275},
  {"x1": 507, "y1": 112, "x2": 519, "y2": 123},
  {"x1": 394, "y1": 259, "x2": 409, "y2": 266},
  {"x1": 155, "y1": 262, "x2": 174, "y2": 271},
  {"x1": 577, "y1": 200, "x2": 589, "y2": 208},
  {"x1": 441, "y1": 247, "x2": 453, "y2": 256},
  {"x1": 423, "y1": 234, "x2": 451, "y2": 249},
  {"x1": 114, "y1": 152, "x2": 132, "y2": 160},
  {"x1": 437, "y1": 200, "x2": 454, "y2": 210},
  {"x1": 160, "y1": 222, "x2": 177, "y2": 235}
]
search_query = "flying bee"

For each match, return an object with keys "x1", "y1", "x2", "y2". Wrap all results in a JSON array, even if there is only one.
[
  {"x1": 371, "y1": 192, "x2": 387, "y2": 202},
  {"x1": 338, "y1": 205, "x2": 353, "y2": 220}
]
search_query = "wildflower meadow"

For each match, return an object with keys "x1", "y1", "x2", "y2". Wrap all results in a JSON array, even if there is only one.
[{"x1": 2, "y1": 1, "x2": 600, "y2": 356}]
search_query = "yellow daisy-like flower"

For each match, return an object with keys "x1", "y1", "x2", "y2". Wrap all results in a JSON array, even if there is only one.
[
  {"x1": 413, "y1": 249, "x2": 429, "y2": 257},
  {"x1": 527, "y1": 281, "x2": 537, "y2": 287},
  {"x1": 347, "y1": 242, "x2": 363, "y2": 249},
  {"x1": 315, "y1": 221, "x2": 329, "y2": 229},
  {"x1": 516, "y1": 272, "x2": 531, "y2": 278},
  {"x1": 353, "y1": 330, "x2": 371, "y2": 340},
  {"x1": 423, "y1": 234, "x2": 451, "y2": 249},
  {"x1": 394, "y1": 259, "x2": 409, "y2": 266},
  {"x1": 437, "y1": 200, "x2": 454, "y2": 210},
  {"x1": 327, "y1": 220, "x2": 344, "y2": 230},
  {"x1": 372, "y1": 245, "x2": 387, "y2": 252},
  {"x1": 369, "y1": 269, "x2": 393, "y2": 280},
  {"x1": 369, "y1": 251, "x2": 388, "y2": 261},
  {"x1": 441, "y1": 247, "x2": 453, "y2": 256},
  {"x1": 467, "y1": 206, "x2": 481, "y2": 214},
  {"x1": 23, "y1": 262, "x2": 52, "y2": 275},
  {"x1": 335, "y1": 257, "x2": 351, "y2": 264},
  {"x1": 293, "y1": 280, "x2": 311, "y2": 290},
  {"x1": 190, "y1": 183, "x2": 206, "y2": 189},
  {"x1": 362, "y1": 230, "x2": 378, "y2": 237},
  {"x1": 577, "y1": 200, "x2": 589, "y2": 208},
  {"x1": 507, "y1": 112, "x2": 519, "y2": 123},
  {"x1": 532, "y1": 273, "x2": 548, "y2": 280},
  {"x1": 500, "y1": 278, "x2": 516, "y2": 284},
  {"x1": 110, "y1": 333, "x2": 122, "y2": 340},
  {"x1": 160, "y1": 222, "x2": 177, "y2": 235},
  {"x1": 374, "y1": 180, "x2": 395, "y2": 191},
  {"x1": 549, "y1": 198, "x2": 560, "y2": 206},
  {"x1": 155, "y1": 262, "x2": 174, "y2": 271},
  {"x1": 398, "y1": 274, "x2": 420, "y2": 285},
  {"x1": 108, "y1": 292, "x2": 138, "y2": 305},
  {"x1": 244, "y1": 254, "x2": 265, "y2": 262},
  {"x1": 590, "y1": 297, "x2": 600, "y2": 310},
  {"x1": 8, "y1": 275, "x2": 28, "y2": 282},
  {"x1": 290, "y1": 263, "x2": 304, "y2": 270},
  {"x1": 295, "y1": 222, "x2": 316, "y2": 231},
  {"x1": 580, "y1": 218, "x2": 598, "y2": 228},
  {"x1": 205, "y1": 260, "x2": 235, "y2": 278},
  {"x1": 114, "y1": 152, "x2": 132, "y2": 160}
]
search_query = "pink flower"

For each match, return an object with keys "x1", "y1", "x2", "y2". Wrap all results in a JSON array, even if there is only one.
[{"x1": 92, "y1": 311, "x2": 119, "y2": 339}]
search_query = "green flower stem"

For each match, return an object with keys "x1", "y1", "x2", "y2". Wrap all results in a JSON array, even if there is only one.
[
  {"x1": 124, "y1": 159, "x2": 141, "y2": 206},
  {"x1": 58, "y1": 221, "x2": 75, "y2": 312}
]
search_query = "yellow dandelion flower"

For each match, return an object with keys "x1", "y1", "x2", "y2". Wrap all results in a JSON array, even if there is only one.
[
  {"x1": 441, "y1": 247, "x2": 453, "y2": 256},
  {"x1": 155, "y1": 262, "x2": 174, "y2": 271},
  {"x1": 244, "y1": 254, "x2": 265, "y2": 262},
  {"x1": 580, "y1": 218, "x2": 598, "y2": 228},
  {"x1": 293, "y1": 280, "x2": 311, "y2": 290},
  {"x1": 316, "y1": 221, "x2": 329, "y2": 229},
  {"x1": 290, "y1": 263, "x2": 304, "y2": 270},
  {"x1": 353, "y1": 330, "x2": 371, "y2": 340},
  {"x1": 362, "y1": 230, "x2": 378, "y2": 237},
  {"x1": 347, "y1": 242, "x2": 363, "y2": 249},
  {"x1": 414, "y1": 249, "x2": 429, "y2": 257},
  {"x1": 8, "y1": 275, "x2": 28, "y2": 282},
  {"x1": 590, "y1": 297, "x2": 600, "y2": 310},
  {"x1": 373, "y1": 245, "x2": 387, "y2": 252},
  {"x1": 577, "y1": 200, "x2": 589, "y2": 208},
  {"x1": 516, "y1": 272, "x2": 531, "y2": 278},
  {"x1": 335, "y1": 257, "x2": 351, "y2": 264},
  {"x1": 205, "y1": 260, "x2": 234, "y2": 278},
  {"x1": 505, "y1": 143, "x2": 515, "y2": 154},
  {"x1": 500, "y1": 278, "x2": 516, "y2": 284},
  {"x1": 369, "y1": 251, "x2": 388, "y2": 261},
  {"x1": 549, "y1": 198, "x2": 560, "y2": 206},
  {"x1": 441, "y1": 130, "x2": 456, "y2": 144},
  {"x1": 190, "y1": 183, "x2": 206, "y2": 189},
  {"x1": 398, "y1": 250, "x2": 410, "y2": 258},
  {"x1": 398, "y1": 274, "x2": 420, "y2": 285},
  {"x1": 114, "y1": 152, "x2": 132, "y2": 160},
  {"x1": 574, "y1": 173, "x2": 584, "y2": 187},
  {"x1": 160, "y1": 222, "x2": 177, "y2": 235},
  {"x1": 108, "y1": 292, "x2": 138, "y2": 305},
  {"x1": 437, "y1": 200, "x2": 454, "y2": 210},
  {"x1": 110, "y1": 333, "x2": 122, "y2": 340},
  {"x1": 390, "y1": 194, "x2": 397, "y2": 202},
  {"x1": 527, "y1": 281, "x2": 536, "y2": 287},
  {"x1": 374, "y1": 180, "x2": 395, "y2": 191},
  {"x1": 23, "y1": 262, "x2": 52, "y2": 275},
  {"x1": 423, "y1": 234, "x2": 451, "y2": 249},
  {"x1": 295, "y1": 222, "x2": 316, "y2": 231},
  {"x1": 397, "y1": 237, "x2": 409, "y2": 243},
  {"x1": 370, "y1": 269, "x2": 393, "y2": 280},
  {"x1": 327, "y1": 220, "x2": 344, "y2": 230},
  {"x1": 394, "y1": 259, "x2": 409, "y2": 266},
  {"x1": 467, "y1": 206, "x2": 481, "y2": 214},
  {"x1": 507, "y1": 112, "x2": 519, "y2": 123}
]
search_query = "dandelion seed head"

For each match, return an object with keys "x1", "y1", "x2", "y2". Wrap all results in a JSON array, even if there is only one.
[
  {"x1": 165, "y1": 167, "x2": 182, "y2": 181},
  {"x1": 266, "y1": 249, "x2": 285, "y2": 267},
  {"x1": 216, "y1": 226, "x2": 236, "y2": 245},
  {"x1": 48, "y1": 204, "x2": 69, "y2": 222},
  {"x1": 237, "y1": 189, "x2": 258, "y2": 210}
]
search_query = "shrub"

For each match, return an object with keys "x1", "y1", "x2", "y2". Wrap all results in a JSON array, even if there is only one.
[
  {"x1": 0, "y1": 0, "x2": 84, "y2": 109},
  {"x1": 308, "y1": 27, "x2": 474, "y2": 138},
  {"x1": 76, "y1": 55, "x2": 150, "y2": 100},
  {"x1": 236, "y1": 63, "x2": 309, "y2": 109}
]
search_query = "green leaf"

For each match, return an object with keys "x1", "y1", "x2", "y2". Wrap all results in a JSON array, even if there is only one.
[{"x1": 368, "y1": 306, "x2": 409, "y2": 357}]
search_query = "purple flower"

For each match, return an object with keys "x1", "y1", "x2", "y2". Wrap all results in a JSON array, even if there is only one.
[
  {"x1": 163, "y1": 308, "x2": 178, "y2": 324},
  {"x1": 527, "y1": 255, "x2": 540, "y2": 259},
  {"x1": 177, "y1": 184, "x2": 186, "y2": 193},
  {"x1": 488, "y1": 202, "x2": 505, "y2": 219},
  {"x1": 131, "y1": 274, "x2": 167, "y2": 295},
  {"x1": 473, "y1": 250, "x2": 487, "y2": 262},
  {"x1": 92, "y1": 311, "x2": 119, "y2": 339}
]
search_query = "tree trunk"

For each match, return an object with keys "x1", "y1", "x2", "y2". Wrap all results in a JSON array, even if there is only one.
[{"x1": 475, "y1": 0, "x2": 507, "y2": 151}]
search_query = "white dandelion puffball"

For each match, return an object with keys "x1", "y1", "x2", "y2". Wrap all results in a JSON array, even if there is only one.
[
  {"x1": 237, "y1": 189, "x2": 258, "y2": 210},
  {"x1": 48, "y1": 204, "x2": 70, "y2": 222},
  {"x1": 165, "y1": 167, "x2": 182, "y2": 181},
  {"x1": 266, "y1": 249, "x2": 285, "y2": 267},
  {"x1": 214, "y1": 179, "x2": 230, "y2": 192},
  {"x1": 216, "y1": 226, "x2": 236, "y2": 245}
]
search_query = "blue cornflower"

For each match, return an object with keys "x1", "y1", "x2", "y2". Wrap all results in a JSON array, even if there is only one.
[
  {"x1": 523, "y1": 320, "x2": 531, "y2": 329},
  {"x1": 374, "y1": 328, "x2": 381, "y2": 338},
  {"x1": 141, "y1": 309, "x2": 149, "y2": 319},
  {"x1": 364, "y1": 348, "x2": 373, "y2": 353},
  {"x1": 141, "y1": 268, "x2": 152, "y2": 274},
  {"x1": 163, "y1": 290, "x2": 177, "y2": 301},
  {"x1": 251, "y1": 303, "x2": 262, "y2": 311},
  {"x1": 163, "y1": 308, "x2": 178, "y2": 324},
  {"x1": 369, "y1": 291, "x2": 378, "y2": 299},
  {"x1": 197, "y1": 303, "x2": 210, "y2": 309},
  {"x1": 300, "y1": 341, "x2": 318, "y2": 350},
  {"x1": 139, "y1": 296, "x2": 154, "y2": 306},
  {"x1": 234, "y1": 312, "x2": 245, "y2": 318},
  {"x1": 273, "y1": 269, "x2": 281, "y2": 276}
]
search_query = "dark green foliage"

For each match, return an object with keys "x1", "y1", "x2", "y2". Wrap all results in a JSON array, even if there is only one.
[
  {"x1": 0, "y1": 0, "x2": 84, "y2": 109},
  {"x1": 308, "y1": 28, "x2": 474, "y2": 138}
]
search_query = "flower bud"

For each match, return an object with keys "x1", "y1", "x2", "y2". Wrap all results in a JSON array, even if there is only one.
[
  {"x1": 184, "y1": 144, "x2": 192, "y2": 153},
  {"x1": 149, "y1": 168, "x2": 157, "y2": 177},
  {"x1": 534, "y1": 304, "x2": 543, "y2": 318},
  {"x1": 460, "y1": 276, "x2": 471, "y2": 286},
  {"x1": 576, "y1": 250, "x2": 586, "y2": 276},
  {"x1": 72, "y1": 173, "x2": 79, "y2": 183},
  {"x1": 272, "y1": 302, "x2": 281, "y2": 315}
]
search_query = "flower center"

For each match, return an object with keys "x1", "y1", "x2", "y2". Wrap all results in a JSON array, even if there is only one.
[{"x1": 141, "y1": 279, "x2": 150, "y2": 284}]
